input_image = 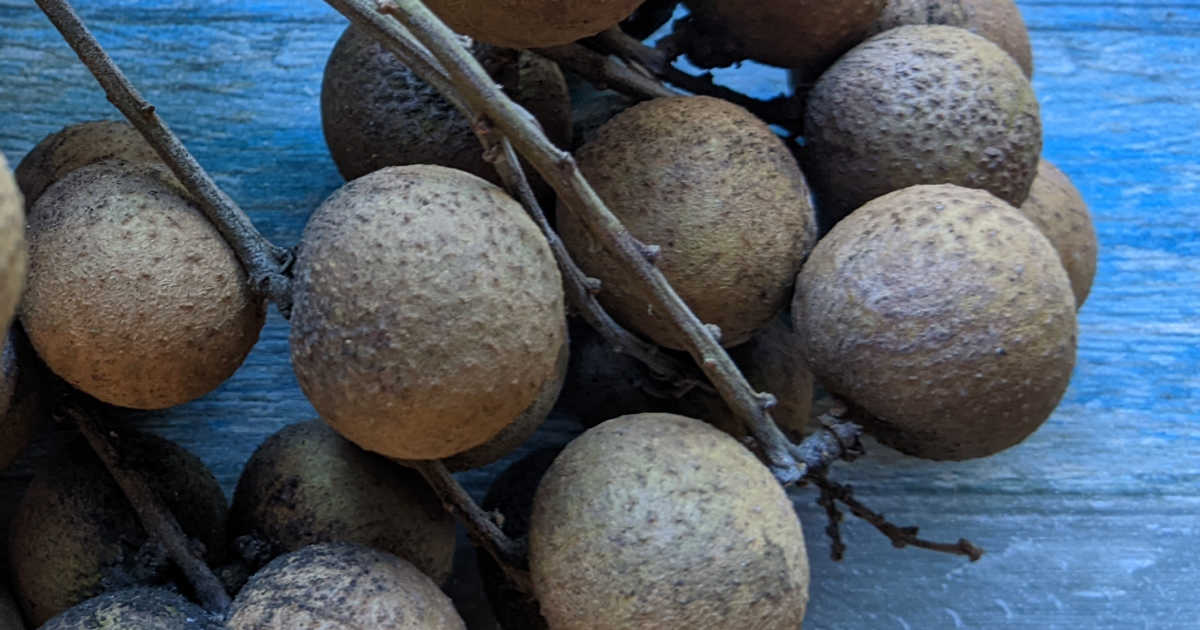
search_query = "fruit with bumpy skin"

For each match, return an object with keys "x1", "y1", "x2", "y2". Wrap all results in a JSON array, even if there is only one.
[
  {"x1": 15, "y1": 120, "x2": 164, "y2": 206},
  {"x1": 230, "y1": 420, "x2": 457, "y2": 583},
  {"x1": 290, "y1": 165, "x2": 566, "y2": 460},
  {"x1": 1020, "y1": 159, "x2": 1097, "y2": 308},
  {"x1": 421, "y1": 0, "x2": 644, "y2": 49},
  {"x1": 0, "y1": 152, "x2": 25, "y2": 333},
  {"x1": 20, "y1": 160, "x2": 265, "y2": 409},
  {"x1": 227, "y1": 543, "x2": 466, "y2": 630},
  {"x1": 793, "y1": 185, "x2": 1077, "y2": 460},
  {"x1": 322, "y1": 26, "x2": 571, "y2": 183},
  {"x1": 868, "y1": 0, "x2": 1033, "y2": 77},
  {"x1": 39, "y1": 587, "x2": 221, "y2": 630},
  {"x1": 443, "y1": 334, "x2": 568, "y2": 471},
  {"x1": 0, "y1": 327, "x2": 47, "y2": 471},
  {"x1": 8, "y1": 430, "x2": 228, "y2": 626},
  {"x1": 803, "y1": 25, "x2": 1041, "y2": 228},
  {"x1": 686, "y1": 0, "x2": 886, "y2": 76},
  {"x1": 531, "y1": 413, "x2": 810, "y2": 630},
  {"x1": 559, "y1": 96, "x2": 816, "y2": 350}
]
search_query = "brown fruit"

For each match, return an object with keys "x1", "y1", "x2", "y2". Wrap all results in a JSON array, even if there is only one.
[
  {"x1": 868, "y1": 0, "x2": 1033, "y2": 77},
  {"x1": 1020, "y1": 159, "x2": 1098, "y2": 308},
  {"x1": 39, "y1": 587, "x2": 221, "y2": 630},
  {"x1": 15, "y1": 120, "x2": 164, "y2": 207},
  {"x1": 686, "y1": 0, "x2": 886, "y2": 75},
  {"x1": 793, "y1": 185, "x2": 1077, "y2": 460},
  {"x1": 530, "y1": 413, "x2": 810, "y2": 629},
  {"x1": 20, "y1": 160, "x2": 265, "y2": 409},
  {"x1": 9, "y1": 430, "x2": 228, "y2": 626},
  {"x1": 230, "y1": 420, "x2": 457, "y2": 583},
  {"x1": 290, "y1": 165, "x2": 566, "y2": 460},
  {"x1": 0, "y1": 152, "x2": 25, "y2": 333},
  {"x1": 321, "y1": 25, "x2": 571, "y2": 182},
  {"x1": 803, "y1": 25, "x2": 1041, "y2": 226},
  {"x1": 0, "y1": 327, "x2": 45, "y2": 471},
  {"x1": 443, "y1": 334, "x2": 568, "y2": 471},
  {"x1": 227, "y1": 543, "x2": 466, "y2": 630},
  {"x1": 560, "y1": 95, "x2": 816, "y2": 349},
  {"x1": 421, "y1": 0, "x2": 644, "y2": 49},
  {"x1": 0, "y1": 582, "x2": 22, "y2": 630}
]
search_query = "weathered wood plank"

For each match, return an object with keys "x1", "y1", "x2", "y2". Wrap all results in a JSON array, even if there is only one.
[{"x1": 1, "y1": 1, "x2": 1197, "y2": 628}]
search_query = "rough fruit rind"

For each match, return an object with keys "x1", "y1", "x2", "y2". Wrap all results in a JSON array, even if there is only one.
[
  {"x1": 530, "y1": 413, "x2": 810, "y2": 629},
  {"x1": 560, "y1": 95, "x2": 816, "y2": 349},
  {"x1": 421, "y1": 0, "x2": 644, "y2": 49},
  {"x1": 20, "y1": 159, "x2": 264, "y2": 409},
  {"x1": 227, "y1": 542, "x2": 466, "y2": 630},
  {"x1": 793, "y1": 184, "x2": 1077, "y2": 460},
  {"x1": 803, "y1": 24, "x2": 1041, "y2": 226},
  {"x1": 290, "y1": 165, "x2": 566, "y2": 460},
  {"x1": 1020, "y1": 159, "x2": 1097, "y2": 308},
  {"x1": 0, "y1": 152, "x2": 25, "y2": 333}
]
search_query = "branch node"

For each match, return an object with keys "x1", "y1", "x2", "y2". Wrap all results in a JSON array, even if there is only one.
[
  {"x1": 639, "y1": 242, "x2": 662, "y2": 264},
  {"x1": 583, "y1": 276, "x2": 603, "y2": 294},
  {"x1": 755, "y1": 391, "x2": 777, "y2": 411},
  {"x1": 704, "y1": 323, "x2": 722, "y2": 343}
]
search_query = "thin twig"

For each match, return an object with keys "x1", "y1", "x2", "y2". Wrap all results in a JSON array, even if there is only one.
[
  {"x1": 591, "y1": 27, "x2": 802, "y2": 133},
  {"x1": 406, "y1": 460, "x2": 533, "y2": 592},
  {"x1": 816, "y1": 483, "x2": 847, "y2": 561},
  {"x1": 535, "y1": 43, "x2": 677, "y2": 101},
  {"x1": 65, "y1": 404, "x2": 233, "y2": 613},
  {"x1": 810, "y1": 475, "x2": 985, "y2": 561},
  {"x1": 34, "y1": 0, "x2": 292, "y2": 314},
  {"x1": 371, "y1": 0, "x2": 804, "y2": 485}
]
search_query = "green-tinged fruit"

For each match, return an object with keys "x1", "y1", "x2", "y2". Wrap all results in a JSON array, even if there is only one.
[
  {"x1": 531, "y1": 413, "x2": 810, "y2": 629},
  {"x1": 230, "y1": 420, "x2": 456, "y2": 583},
  {"x1": 227, "y1": 543, "x2": 466, "y2": 630},
  {"x1": 793, "y1": 184, "x2": 1077, "y2": 460},
  {"x1": 9, "y1": 430, "x2": 227, "y2": 626}
]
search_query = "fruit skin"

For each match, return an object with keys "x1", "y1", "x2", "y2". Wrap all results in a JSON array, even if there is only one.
[
  {"x1": 1020, "y1": 159, "x2": 1098, "y2": 308},
  {"x1": 803, "y1": 24, "x2": 1041, "y2": 227},
  {"x1": 0, "y1": 152, "x2": 25, "y2": 333},
  {"x1": 20, "y1": 159, "x2": 265, "y2": 410},
  {"x1": 8, "y1": 430, "x2": 228, "y2": 626},
  {"x1": 686, "y1": 0, "x2": 886, "y2": 75},
  {"x1": 229, "y1": 420, "x2": 457, "y2": 583},
  {"x1": 793, "y1": 184, "x2": 1077, "y2": 460},
  {"x1": 868, "y1": 0, "x2": 1034, "y2": 77},
  {"x1": 530, "y1": 413, "x2": 810, "y2": 630},
  {"x1": 421, "y1": 0, "x2": 644, "y2": 49},
  {"x1": 443, "y1": 333, "x2": 568, "y2": 471},
  {"x1": 0, "y1": 326, "x2": 47, "y2": 471},
  {"x1": 0, "y1": 582, "x2": 23, "y2": 630},
  {"x1": 15, "y1": 120, "x2": 164, "y2": 207},
  {"x1": 39, "y1": 587, "x2": 221, "y2": 630},
  {"x1": 560, "y1": 95, "x2": 816, "y2": 350},
  {"x1": 321, "y1": 25, "x2": 571, "y2": 183},
  {"x1": 227, "y1": 542, "x2": 466, "y2": 630},
  {"x1": 290, "y1": 165, "x2": 566, "y2": 460}
]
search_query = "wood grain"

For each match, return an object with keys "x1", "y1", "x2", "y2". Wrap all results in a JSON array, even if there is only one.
[{"x1": 1, "y1": 1, "x2": 1197, "y2": 628}]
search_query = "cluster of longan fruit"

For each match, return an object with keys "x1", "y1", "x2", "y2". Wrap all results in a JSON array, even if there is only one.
[{"x1": 0, "y1": 0, "x2": 1096, "y2": 628}]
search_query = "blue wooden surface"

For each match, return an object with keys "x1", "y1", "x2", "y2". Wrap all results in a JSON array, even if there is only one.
[{"x1": 1, "y1": 1, "x2": 1198, "y2": 629}]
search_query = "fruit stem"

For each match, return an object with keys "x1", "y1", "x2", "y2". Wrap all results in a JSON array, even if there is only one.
[
  {"x1": 368, "y1": 0, "x2": 806, "y2": 485},
  {"x1": 33, "y1": 0, "x2": 294, "y2": 315},
  {"x1": 587, "y1": 27, "x2": 803, "y2": 135},
  {"x1": 407, "y1": 460, "x2": 534, "y2": 593},
  {"x1": 533, "y1": 43, "x2": 678, "y2": 100},
  {"x1": 64, "y1": 402, "x2": 233, "y2": 613},
  {"x1": 810, "y1": 475, "x2": 985, "y2": 562}
]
